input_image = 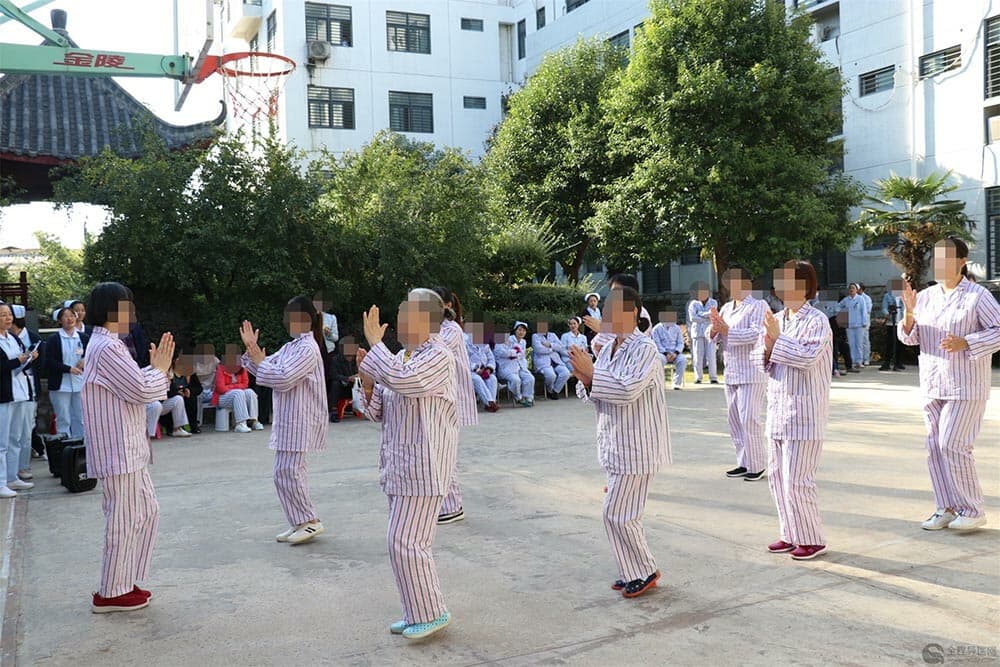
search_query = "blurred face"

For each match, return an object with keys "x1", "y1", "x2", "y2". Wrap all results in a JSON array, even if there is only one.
[
  {"x1": 774, "y1": 267, "x2": 807, "y2": 309},
  {"x1": 174, "y1": 354, "x2": 193, "y2": 377},
  {"x1": 341, "y1": 336, "x2": 358, "y2": 360},
  {"x1": 536, "y1": 321, "x2": 548, "y2": 335},
  {"x1": 603, "y1": 289, "x2": 638, "y2": 336},
  {"x1": 223, "y1": 344, "x2": 242, "y2": 371},
  {"x1": 286, "y1": 310, "x2": 312, "y2": 336},
  {"x1": 888, "y1": 279, "x2": 903, "y2": 295},
  {"x1": 59, "y1": 309, "x2": 77, "y2": 330},
  {"x1": 659, "y1": 311, "x2": 677, "y2": 325},
  {"x1": 0, "y1": 305, "x2": 11, "y2": 332},
  {"x1": 468, "y1": 322, "x2": 484, "y2": 344},
  {"x1": 312, "y1": 291, "x2": 328, "y2": 315},
  {"x1": 105, "y1": 299, "x2": 135, "y2": 335},
  {"x1": 494, "y1": 333, "x2": 507, "y2": 346},
  {"x1": 587, "y1": 296, "x2": 598, "y2": 309},
  {"x1": 397, "y1": 298, "x2": 434, "y2": 348},
  {"x1": 568, "y1": 319, "x2": 579, "y2": 334},
  {"x1": 933, "y1": 241, "x2": 966, "y2": 281},
  {"x1": 723, "y1": 269, "x2": 750, "y2": 301}
]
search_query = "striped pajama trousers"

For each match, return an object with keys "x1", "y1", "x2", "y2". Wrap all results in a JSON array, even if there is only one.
[
  {"x1": 387, "y1": 494, "x2": 447, "y2": 624},
  {"x1": 146, "y1": 396, "x2": 187, "y2": 437},
  {"x1": 216, "y1": 389, "x2": 259, "y2": 424},
  {"x1": 768, "y1": 439, "x2": 824, "y2": 546},
  {"x1": 99, "y1": 467, "x2": 159, "y2": 598},
  {"x1": 273, "y1": 451, "x2": 318, "y2": 526},
  {"x1": 923, "y1": 399, "x2": 987, "y2": 518},
  {"x1": 440, "y1": 469, "x2": 462, "y2": 514},
  {"x1": 604, "y1": 473, "x2": 657, "y2": 582},
  {"x1": 725, "y1": 383, "x2": 766, "y2": 473}
]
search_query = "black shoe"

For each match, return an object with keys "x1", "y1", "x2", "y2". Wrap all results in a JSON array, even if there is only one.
[
  {"x1": 878, "y1": 365, "x2": 891, "y2": 371},
  {"x1": 726, "y1": 467, "x2": 748, "y2": 478},
  {"x1": 546, "y1": 391, "x2": 561, "y2": 400},
  {"x1": 893, "y1": 365, "x2": 905, "y2": 371},
  {"x1": 611, "y1": 579, "x2": 626, "y2": 591},
  {"x1": 191, "y1": 426, "x2": 202, "y2": 434},
  {"x1": 694, "y1": 380, "x2": 702, "y2": 385},
  {"x1": 437, "y1": 509, "x2": 465, "y2": 525},
  {"x1": 710, "y1": 380, "x2": 719, "y2": 384},
  {"x1": 744, "y1": 470, "x2": 766, "y2": 482},
  {"x1": 622, "y1": 571, "x2": 660, "y2": 598}
]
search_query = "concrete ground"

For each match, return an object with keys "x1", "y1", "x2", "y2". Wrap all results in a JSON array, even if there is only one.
[{"x1": 1, "y1": 367, "x2": 998, "y2": 666}]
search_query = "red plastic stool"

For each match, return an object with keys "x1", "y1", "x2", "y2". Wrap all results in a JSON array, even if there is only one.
[{"x1": 336, "y1": 398, "x2": 362, "y2": 420}]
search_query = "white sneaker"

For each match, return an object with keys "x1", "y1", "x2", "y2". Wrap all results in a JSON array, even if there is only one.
[
  {"x1": 234, "y1": 422, "x2": 252, "y2": 433},
  {"x1": 921, "y1": 509, "x2": 957, "y2": 531},
  {"x1": 948, "y1": 513, "x2": 986, "y2": 531},
  {"x1": 18, "y1": 470, "x2": 32, "y2": 480},
  {"x1": 172, "y1": 428, "x2": 192, "y2": 438},
  {"x1": 251, "y1": 421, "x2": 264, "y2": 431},
  {"x1": 0, "y1": 486, "x2": 16, "y2": 498},
  {"x1": 8, "y1": 479, "x2": 34, "y2": 491},
  {"x1": 287, "y1": 521, "x2": 324, "y2": 544},
  {"x1": 276, "y1": 527, "x2": 296, "y2": 542}
]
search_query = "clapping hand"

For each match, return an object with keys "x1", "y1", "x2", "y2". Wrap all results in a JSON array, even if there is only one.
[
  {"x1": 940, "y1": 333, "x2": 969, "y2": 352},
  {"x1": 901, "y1": 280, "x2": 917, "y2": 315},
  {"x1": 763, "y1": 310, "x2": 780, "y2": 344},
  {"x1": 362, "y1": 305, "x2": 387, "y2": 348},
  {"x1": 568, "y1": 346, "x2": 594, "y2": 386},
  {"x1": 709, "y1": 306, "x2": 728, "y2": 336},
  {"x1": 582, "y1": 315, "x2": 600, "y2": 333},
  {"x1": 150, "y1": 333, "x2": 175, "y2": 374},
  {"x1": 240, "y1": 320, "x2": 266, "y2": 365}
]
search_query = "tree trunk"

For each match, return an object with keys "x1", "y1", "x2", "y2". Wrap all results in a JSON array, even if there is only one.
[
  {"x1": 564, "y1": 237, "x2": 589, "y2": 285},
  {"x1": 713, "y1": 240, "x2": 730, "y2": 304}
]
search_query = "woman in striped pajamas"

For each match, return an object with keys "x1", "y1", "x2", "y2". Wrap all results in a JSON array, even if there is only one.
[
  {"x1": 82, "y1": 282, "x2": 175, "y2": 612},
  {"x1": 899, "y1": 238, "x2": 1000, "y2": 532},
  {"x1": 752, "y1": 261, "x2": 832, "y2": 561},
  {"x1": 709, "y1": 268, "x2": 769, "y2": 481},
  {"x1": 355, "y1": 289, "x2": 459, "y2": 640},
  {"x1": 240, "y1": 296, "x2": 329, "y2": 545},
  {"x1": 568, "y1": 286, "x2": 671, "y2": 599},
  {"x1": 432, "y1": 287, "x2": 477, "y2": 525}
]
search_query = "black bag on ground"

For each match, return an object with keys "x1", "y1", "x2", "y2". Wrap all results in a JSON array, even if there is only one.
[
  {"x1": 43, "y1": 434, "x2": 71, "y2": 477},
  {"x1": 60, "y1": 441, "x2": 97, "y2": 493}
]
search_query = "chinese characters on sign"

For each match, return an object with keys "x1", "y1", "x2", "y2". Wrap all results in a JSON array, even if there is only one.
[{"x1": 52, "y1": 52, "x2": 135, "y2": 70}]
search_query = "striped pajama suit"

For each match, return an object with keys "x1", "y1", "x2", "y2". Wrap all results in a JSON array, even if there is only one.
[
  {"x1": 439, "y1": 321, "x2": 477, "y2": 516},
  {"x1": 688, "y1": 298, "x2": 718, "y2": 382},
  {"x1": 357, "y1": 338, "x2": 458, "y2": 625},
  {"x1": 578, "y1": 330, "x2": 671, "y2": 583},
  {"x1": 899, "y1": 278, "x2": 1000, "y2": 519},
  {"x1": 82, "y1": 327, "x2": 169, "y2": 598},
  {"x1": 216, "y1": 388, "x2": 258, "y2": 423},
  {"x1": 752, "y1": 304, "x2": 832, "y2": 547},
  {"x1": 146, "y1": 395, "x2": 187, "y2": 436},
  {"x1": 714, "y1": 297, "x2": 768, "y2": 473},
  {"x1": 243, "y1": 334, "x2": 328, "y2": 528}
]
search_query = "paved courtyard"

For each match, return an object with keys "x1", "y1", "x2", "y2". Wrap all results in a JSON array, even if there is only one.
[{"x1": 1, "y1": 368, "x2": 998, "y2": 666}]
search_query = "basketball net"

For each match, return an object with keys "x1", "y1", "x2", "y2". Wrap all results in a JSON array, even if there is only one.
[{"x1": 213, "y1": 51, "x2": 296, "y2": 131}]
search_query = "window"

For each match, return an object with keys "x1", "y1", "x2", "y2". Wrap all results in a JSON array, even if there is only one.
[
  {"x1": 266, "y1": 11, "x2": 277, "y2": 52},
  {"x1": 389, "y1": 91, "x2": 433, "y2": 133},
  {"x1": 988, "y1": 16, "x2": 1000, "y2": 98},
  {"x1": 641, "y1": 263, "x2": 671, "y2": 294},
  {"x1": 306, "y1": 4, "x2": 352, "y2": 47},
  {"x1": 680, "y1": 247, "x2": 702, "y2": 265},
  {"x1": 608, "y1": 30, "x2": 629, "y2": 50},
  {"x1": 567, "y1": 0, "x2": 590, "y2": 12},
  {"x1": 387, "y1": 11, "x2": 430, "y2": 54},
  {"x1": 461, "y1": 17, "x2": 483, "y2": 31},
  {"x1": 859, "y1": 65, "x2": 894, "y2": 96},
  {"x1": 920, "y1": 45, "x2": 960, "y2": 79},
  {"x1": 517, "y1": 19, "x2": 526, "y2": 60},
  {"x1": 308, "y1": 86, "x2": 355, "y2": 129},
  {"x1": 536, "y1": 7, "x2": 545, "y2": 29},
  {"x1": 987, "y1": 186, "x2": 1000, "y2": 279},
  {"x1": 249, "y1": 34, "x2": 259, "y2": 52},
  {"x1": 463, "y1": 96, "x2": 486, "y2": 109}
]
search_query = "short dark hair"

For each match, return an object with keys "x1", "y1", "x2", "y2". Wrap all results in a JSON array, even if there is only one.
[
  {"x1": 614, "y1": 286, "x2": 644, "y2": 325},
  {"x1": 609, "y1": 273, "x2": 640, "y2": 292},
  {"x1": 784, "y1": 260, "x2": 819, "y2": 300},
  {"x1": 85, "y1": 282, "x2": 134, "y2": 327}
]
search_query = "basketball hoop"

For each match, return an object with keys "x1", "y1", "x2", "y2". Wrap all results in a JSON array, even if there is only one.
[{"x1": 195, "y1": 51, "x2": 295, "y2": 128}]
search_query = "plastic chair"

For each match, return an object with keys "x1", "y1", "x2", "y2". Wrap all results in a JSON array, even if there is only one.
[{"x1": 215, "y1": 407, "x2": 232, "y2": 432}]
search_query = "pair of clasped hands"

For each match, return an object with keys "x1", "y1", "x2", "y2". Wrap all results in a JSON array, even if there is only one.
[
  {"x1": 708, "y1": 305, "x2": 781, "y2": 349},
  {"x1": 900, "y1": 281, "x2": 969, "y2": 353}
]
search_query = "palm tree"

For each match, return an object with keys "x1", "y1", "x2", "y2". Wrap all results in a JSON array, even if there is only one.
[{"x1": 857, "y1": 171, "x2": 973, "y2": 287}]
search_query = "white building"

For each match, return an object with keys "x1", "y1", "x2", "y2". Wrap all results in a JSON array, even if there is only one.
[{"x1": 219, "y1": 0, "x2": 1000, "y2": 291}]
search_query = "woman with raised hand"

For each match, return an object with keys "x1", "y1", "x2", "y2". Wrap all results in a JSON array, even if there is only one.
[
  {"x1": 569, "y1": 286, "x2": 671, "y2": 599},
  {"x1": 899, "y1": 238, "x2": 1000, "y2": 532},
  {"x1": 752, "y1": 261, "x2": 832, "y2": 561},
  {"x1": 355, "y1": 290, "x2": 459, "y2": 641},
  {"x1": 82, "y1": 282, "x2": 174, "y2": 613},
  {"x1": 240, "y1": 296, "x2": 328, "y2": 545}
]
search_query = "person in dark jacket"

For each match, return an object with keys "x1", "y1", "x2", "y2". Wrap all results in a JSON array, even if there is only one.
[
  {"x1": 326, "y1": 340, "x2": 357, "y2": 423},
  {"x1": 165, "y1": 354, "x2": 202, "y2": 433},
  {"x1": 44, "y1": 306, "x2": 90, "y2": 438}
]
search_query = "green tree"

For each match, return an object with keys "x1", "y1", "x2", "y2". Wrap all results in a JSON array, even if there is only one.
[
  {"x1": 26, "y1": 232, "x2": 90, "y2": 318},
  {"x1": 485, "y1": 38, "x2": 627, "y2": 283},
  {"x1": 316, "y1": 131, "x2": 489, "y2": 322},
  {"x1": 858, "y1": 171, "x2": 974, "y2": 286},
  {"x1": 597, "y1": 0, "x2": 863, "y2": 296}
]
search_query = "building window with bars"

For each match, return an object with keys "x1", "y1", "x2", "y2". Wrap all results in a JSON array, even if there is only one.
[
  {"x1": 567, "y1": 0, "x2": 590, "y2": 12},
  {"x1": 517, "y1": 19, "x2": 526, "y2": 60},
  {"x1": 389, "y1": 91, "x2": 433, "y2": 133},
  {"x1": 987, "y1": 186, "x2": 1000, "y2": 278},
  {"x1": 640, "y1": 263, "x2": 671, "y2": 295},
  {"x1": 919, "y1": 45, "x2": 960, "y2": 79},
  {"x1": 680, "y1": 246, "x2": 703, "y2": 265},
  {"x1": 608, "y1": 30, "x2": 629, "y2": 50},
  {"x1": 987, "y1": 16, "x2": 1000, "y2": 98},
  {"x1": 463, "y1": 96, "x2": 486, "y2": 109},
  {"x1": 306, "y1": 3, "x2": 352, "y2": 47},
  {"x1": 387, "y1": 11, "x2": 431, "y2": 54},
  {"x1": 536, "y1": 7, "x2": 545, "y2": 29},
  {"x1": 461, "y1": 17, "x2": 483, "y2": 31},
  {"x1": 859, "y1": 65, "x2": 894, "y2": 97},
  {"x1": 308, "y1": 86, "x2": 355, "y2": 129},
  {"x1": 266, "y1": 11, "x2": 277, "y2": 52}
]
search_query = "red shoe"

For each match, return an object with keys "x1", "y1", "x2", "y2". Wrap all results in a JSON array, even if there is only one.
[
  {"x1": 486, "y1": 402, "x2": 500, "y2": 413},
  {"x1": 767, "y1": 540, "x2": 795, "y2": 553},
  {"x1": 92, "y1": 590, "x2": 149, "y2": 613},
  {"x1": 132, "y1": 585, "x2": 152, "y2": 600},
  {"x1": 790, "y1": 544, "x2": 827, "y2": 560},
  {"x1": 611, "y1": 579, "x2": 626, "y2": 591},
  {"x1": 622, "y1": 570, "x2": 660, "y2": 598}
]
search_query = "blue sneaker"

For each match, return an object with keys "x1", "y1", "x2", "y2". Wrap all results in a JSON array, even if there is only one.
[
  {"x1": 389, "y1": 620, "x2": 408, "y2": 635},
  {"x1": 401, "y1": 611, "x2": 451, "y2": 640}
]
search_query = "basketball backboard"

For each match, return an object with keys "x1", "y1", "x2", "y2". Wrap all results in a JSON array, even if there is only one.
[{"x1": 173, "y1": 0, "x2": 216, "y2": 111}]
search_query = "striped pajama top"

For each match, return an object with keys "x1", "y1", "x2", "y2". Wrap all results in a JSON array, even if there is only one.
[
  {"x1": 357, "y1": 338, "x2": 459, "y2": 496},
  {"x1": 751, "y1": 303, "x2": 832, "y2": 441},
  {"x1": 243, "y1": 333, "x2": 327, "y2": 452},
  {"x1": 82, "y1": 326, "x2": 169, "y2": 478},
  {"x1": 898, "y1": 278, "x2": 1000, "y2": 401},
  {"x1": 577, "y1": 330, "x2": 672, "y2": 474},
  {"x1": 713, "y1": 296, "x2": 768, "y2": 385}
]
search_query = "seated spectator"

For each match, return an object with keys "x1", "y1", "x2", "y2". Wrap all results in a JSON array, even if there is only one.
[
  {"x1": 45, "y1": 306, "x2": 88, "y2": 438},
  {"x1": 651, "y1": 311, "x2": 688, "y2": 390},
  {"x1": 465, "y1": 330, "x2": 499, "y2": 413},
  {"x1": 494, "y1": 322, "x2": 534, "y2": 407},
  {"x1": 212, "y1": 346, "x2": 262, "y2": 433},
  {"x1": 327, "y1": 339, "x2": 357, "y2": 423},
  {"x1": 167, "y1": 354, "x2": 202, "y2": 433},
  {"x1": 146, "y1": 379, "x2": 191, "y2": 439},
  {"x1": 559, "y1": 317, "x2": 589, "y2": 371},
  {"x1": 531, "y1": 322, "x2": 569, "y2": 400},
  {"x1": 193, "y1": 343, "x2": 220, "y2": 428}
]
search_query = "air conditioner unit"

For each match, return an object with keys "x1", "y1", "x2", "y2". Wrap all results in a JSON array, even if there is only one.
[
  {"x1": 989, "y1": 115, "x2": 1000, "y2": 144},
  {"x1": 307, "y1": 40, "x2": 331, "y2": 62}
]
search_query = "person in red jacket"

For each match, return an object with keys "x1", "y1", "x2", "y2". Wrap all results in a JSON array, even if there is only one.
[{"x1": 212, "y1": 345, "x2": 262, "y2": 433}]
